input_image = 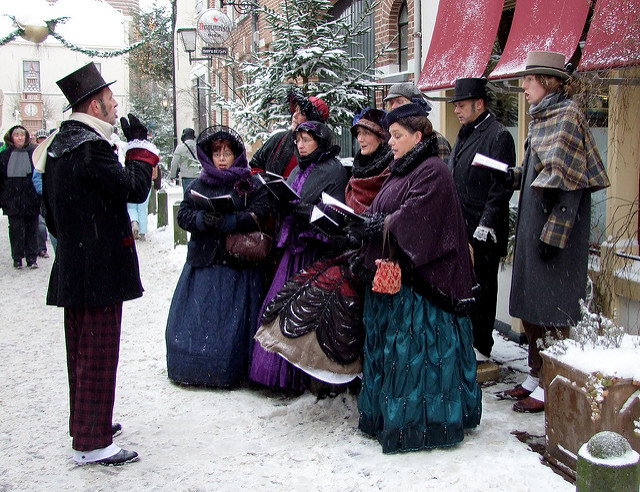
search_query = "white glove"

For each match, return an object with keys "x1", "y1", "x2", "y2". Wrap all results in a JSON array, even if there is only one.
[{"x1": 473, "y1": 226, "x2": 497, "y2": 243}]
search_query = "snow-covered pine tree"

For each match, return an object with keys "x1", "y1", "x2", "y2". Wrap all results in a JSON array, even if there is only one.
[
  {"x1": 214, "y1": 0, "x2": 387, "y2": 145},
  {"x1": 128, "y1": 3, "x2": 174, "y2": 159}
]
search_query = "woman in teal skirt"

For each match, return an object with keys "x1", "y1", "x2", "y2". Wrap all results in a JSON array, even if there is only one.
[{"x1": 348, "y1": 103, "x2": 482, "y2": 453}]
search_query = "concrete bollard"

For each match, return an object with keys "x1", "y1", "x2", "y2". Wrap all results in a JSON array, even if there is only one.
[
  {"x1": 577, "y1": 431, "x2": 640, "y2": 492},
  {"x1": 173, "y1": 202, "x2": 187, "y2": 247},
  {"x1": 157, "y1": 190, "x2": 168, "y2": 228},
  {"x1": 148, "y1": 188, "x2": 157, "y2": 215}
]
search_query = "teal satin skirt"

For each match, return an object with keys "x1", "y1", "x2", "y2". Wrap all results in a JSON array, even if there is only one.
[{"x1": 358, "y1": 284, "x2": 482, "y2": 453}]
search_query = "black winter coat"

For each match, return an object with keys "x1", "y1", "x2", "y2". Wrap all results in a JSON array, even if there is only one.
[
  {"x1": 43, "y1": 120, "x2": 153, "y2": 308},
  {"x1": 177, "y1": 174, "x2": 271, "y2": 268},
  {"x1": 0, "y1": 145, "x2": 40, "y2": 217},
  {"x1": 448, "y1": 113, "x2": 515, "y2": 256},
  {"x1": 249, "y1": 130, "x2": 295, "y2": 176}
]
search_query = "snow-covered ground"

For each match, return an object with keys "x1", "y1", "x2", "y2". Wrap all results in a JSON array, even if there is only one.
[{"x1": 0, "y1": 185, "x2": 573, "y2": 491}]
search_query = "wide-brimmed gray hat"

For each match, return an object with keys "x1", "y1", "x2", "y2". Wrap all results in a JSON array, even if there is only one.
[{"x1": 520, "y1": 51, "x2": 570, "y2": 80}]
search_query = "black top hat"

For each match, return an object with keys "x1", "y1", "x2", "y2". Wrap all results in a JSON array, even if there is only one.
[
  {"x1": 56, "y1": 62, "x2": 116, "y2": 112},
  {"x1": 449, "y1": 77, "x2": 488, "y2": 103}
]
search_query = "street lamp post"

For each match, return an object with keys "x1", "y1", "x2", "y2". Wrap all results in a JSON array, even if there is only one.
[{"x1": 176, "y1": 27, "x2": 212, "y2": 64}]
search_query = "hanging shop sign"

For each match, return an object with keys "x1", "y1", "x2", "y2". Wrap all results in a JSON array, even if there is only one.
[
  {"x1": 202, "y1": 46, "x2": 229, "y2": 56},
  {"x1": 196, "y1": 9, "x2": 233, "y2": 46}
]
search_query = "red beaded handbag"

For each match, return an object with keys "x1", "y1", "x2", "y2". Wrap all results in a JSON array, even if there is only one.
[{"x1": 371, "y1": 220, "x2": 401, "y2": 295}]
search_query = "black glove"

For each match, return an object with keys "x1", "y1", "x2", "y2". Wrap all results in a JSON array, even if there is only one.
[
  {"x1": 496, "y1": 168, "x2": 515, "y2": 189},
  {"x1": 331, "y1": 234, "x2": 361, "y2": 251},
  {"x1": 538, "y1": 240, "x2": 560, "y2": 261},
  {"x1": 346, "y1": 213, "x2": 386, "y2": 242},
  {"x1": 120, "y1": 113, "x2": 148, "y2": 141},
  {"x1": 202, "y1": 211, "x2": 223, "y2": 230},
  {"x1": 291, "y1": 202, "x2": 313, "y2": 222}
]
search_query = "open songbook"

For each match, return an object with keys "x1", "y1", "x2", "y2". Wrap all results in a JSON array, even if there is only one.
[
  {"x1": 319, "y1": 192, "x2": 364, "y2": 223},
  {"x1": 309, "y1": 193, "x2": 364, "y2": 235},
  {"x1": 257, "y1": 171, "x2": 301, "y2": 203},
  {"x1": 471, "y1": 153, "x2": 510, "y2": 173},
  {"x1": 189, "y1": 189, "x2": 237, "y2": 212},
  {"x1": 310, "y1": 206, "x2": 342, "y2": 235}
]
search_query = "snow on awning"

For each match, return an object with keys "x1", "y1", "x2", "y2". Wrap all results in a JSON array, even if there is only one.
[
  {"x1": 416, "y1": 0, "x2": 504, "y2": 92},
  {"x1": 488, "y1": 0, "x2": 590, "y2": 81},
  {"x1": 578, "y1": 0, "x2": 640, "y2": 71}
]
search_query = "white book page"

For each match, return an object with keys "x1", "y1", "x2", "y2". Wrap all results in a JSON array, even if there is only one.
[
  {"x1": 321, "y1": 192, "x2": 356, "y2": 214},
  {"x1": 471, "y1": 153, "x2": 509, "y2": 173}
]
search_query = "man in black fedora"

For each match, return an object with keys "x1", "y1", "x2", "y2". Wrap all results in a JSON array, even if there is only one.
[
  {"x1": 448, "y1": 77, "x2": 515, "y2": 365},
  {"x1": 40, "y1": 62, "x2": 159, "y2": 466}
]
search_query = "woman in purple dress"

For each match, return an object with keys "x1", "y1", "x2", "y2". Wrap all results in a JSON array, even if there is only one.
[{"x1": 250, "y1": 121, "x2": 349, "y2": 392}]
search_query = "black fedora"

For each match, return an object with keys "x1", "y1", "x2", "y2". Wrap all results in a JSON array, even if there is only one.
[
  {"x1": 449, "y1": 77, "x2": 488, "y2": 103},
  {"x1": 57, "y1": 62, "x2": 116, "y2": 112}
]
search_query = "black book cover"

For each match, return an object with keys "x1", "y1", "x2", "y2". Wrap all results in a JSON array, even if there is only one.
[
  {"x1": 258, "y1": 171, "x2": 301, "y2": 202},
  {"x1": 189, "y1": 189, "x2": 237, "y2": 213},
  {"x1": 310, "y1": 206, "x2": 342, "y2": 235},
  {"x1": 320, "y1": 192, "x2": 365, "y2": 224}
]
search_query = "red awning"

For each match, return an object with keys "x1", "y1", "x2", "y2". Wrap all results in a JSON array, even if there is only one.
[
  {"x1": 578, "y1": 0, "x2": 640, "y2": 71},
  {"x1": 488, "y1": 0, "x2": 590, "y2": 81},
  {"x1": 417, "y1": 0, "x2": 504, "y2": 92}
]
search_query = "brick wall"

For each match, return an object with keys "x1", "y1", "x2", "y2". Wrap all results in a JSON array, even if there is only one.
[{"x1": 210, "y1": 0, "x2": 414, "y2": 123}]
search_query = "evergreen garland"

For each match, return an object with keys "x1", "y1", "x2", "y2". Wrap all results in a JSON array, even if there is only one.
[
  {"x1": 47, "y1": 30, "x2": 152, "y2": 58},
  {"x1": 1, "y1": 14, "x2": 163, "y2": 57},
  {"x1": 0, "y1": 28, "x2": 24, "y2": 46}
]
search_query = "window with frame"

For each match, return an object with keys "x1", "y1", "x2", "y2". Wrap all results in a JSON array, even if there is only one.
[
  {"x1": 23, "y1": 61, "x2": 41, "y2": 92},
  {"x1": 398, "y1": 1, "x2": 408, "y2": 72}
]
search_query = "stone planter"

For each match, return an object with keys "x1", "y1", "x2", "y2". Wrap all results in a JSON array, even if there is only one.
[{"x1": 542, "y1": 347, "x2": 640, "y2": 480}]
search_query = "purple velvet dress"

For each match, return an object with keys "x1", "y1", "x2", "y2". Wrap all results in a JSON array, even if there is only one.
[{"x1": 249, "y1": 155, "x2": 348, "y2": 391}]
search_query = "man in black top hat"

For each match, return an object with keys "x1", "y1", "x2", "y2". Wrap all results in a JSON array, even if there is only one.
[
  {"x1": 40, "y1": 62, "x2": 159, "y2": 466},
  {"x1": 448, "y1": 77, "x2": 516, "y2": 362}
]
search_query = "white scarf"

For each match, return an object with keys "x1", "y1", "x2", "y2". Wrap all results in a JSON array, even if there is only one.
[{"x1": 33, "y1": 113, "x2": 118, "y2": 172}]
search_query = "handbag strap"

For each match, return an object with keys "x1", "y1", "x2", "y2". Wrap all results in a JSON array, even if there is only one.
[
  {"x1": 381, "y1": 217, "x2": 396, "y2": 261},
  {"x1": 248, "y1": 211, "x2": 262, "y2": 233}
]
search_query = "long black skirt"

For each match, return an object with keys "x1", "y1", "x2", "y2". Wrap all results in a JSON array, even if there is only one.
[{"x1": 166, "y1": 262, "x2": 266, "y2": 387}]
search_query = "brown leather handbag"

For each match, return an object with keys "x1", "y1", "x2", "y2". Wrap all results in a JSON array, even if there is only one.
[{"x1": 225, "y1": 213, "x2": 273, "y2": 261}]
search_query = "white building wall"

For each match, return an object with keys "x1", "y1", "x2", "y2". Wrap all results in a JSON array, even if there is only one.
[
  {"x1": 174, "y1": 0, "x2": 199, "y2": 136},
  {"x1": 0, "y1": 0, "x2": 129, "y2": 134}
]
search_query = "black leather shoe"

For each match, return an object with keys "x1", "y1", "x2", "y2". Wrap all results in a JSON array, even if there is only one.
[
  {"x1": 96, "y1": 449, "x2": 139, "y2": 466},
  {"x1": 112, "y1": 423, "x2": 122, "y2": 437}
]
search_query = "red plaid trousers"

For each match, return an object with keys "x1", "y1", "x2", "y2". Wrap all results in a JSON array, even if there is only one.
[{"x1": 64, "y1": 304, "x2": 122, "y2": 451}]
